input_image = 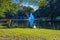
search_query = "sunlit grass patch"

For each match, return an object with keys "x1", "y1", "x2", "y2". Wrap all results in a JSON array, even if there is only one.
[{"x1": 0, "y1": 28, "x2": 60, "y2": 40}]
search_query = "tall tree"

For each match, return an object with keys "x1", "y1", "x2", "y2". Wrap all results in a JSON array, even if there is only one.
[{"x1": 0, "y1": 0, "x2": 19, "y2": 18}]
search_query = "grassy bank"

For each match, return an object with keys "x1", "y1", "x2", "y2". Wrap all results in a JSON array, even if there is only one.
[{"x1": 0, "y1": 28, "x2": 60, "y2": 40}]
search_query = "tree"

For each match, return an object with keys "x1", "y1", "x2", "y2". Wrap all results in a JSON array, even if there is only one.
[
  {"x1": 38, "y1": 0, "x2": 47, "y2": 7},
  {"x1": 18, "y1": 0, "x2": 47, "y2": 7},
  {"x1": 0, "y1": 0, "x2": 19, "y2": 18},
  {"x1": 17, "y1": 6, "x2": 34, "y2": 18}
]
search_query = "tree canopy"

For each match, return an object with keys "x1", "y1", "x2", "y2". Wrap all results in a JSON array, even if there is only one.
[
  {"x1": 0, "y1": 0, "x2": 19, "y2": 18},
  {"x1": 0, "y1": 0, "x2": 35, "y2": 19}
]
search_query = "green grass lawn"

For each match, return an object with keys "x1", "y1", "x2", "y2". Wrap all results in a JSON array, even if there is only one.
[{"x1": 0, "y1": 27, "x2": 60, "y2": 40}]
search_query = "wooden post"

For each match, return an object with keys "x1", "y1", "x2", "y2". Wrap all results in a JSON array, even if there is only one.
[{"x1": 6, "y1": 19, "x2": 11, "y2": 28}]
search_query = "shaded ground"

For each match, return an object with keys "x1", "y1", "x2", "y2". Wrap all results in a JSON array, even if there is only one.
[{"x1": 0, "y1": 28, "x2": 60, "y2": 40}]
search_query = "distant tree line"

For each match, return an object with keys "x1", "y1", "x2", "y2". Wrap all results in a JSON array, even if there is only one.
[
  {"x1": 33, "y1": 0, "x2": 60, "y2": 29},
  {"x1": 0, "y1": 0, "x2": 60, "y2": 29}
]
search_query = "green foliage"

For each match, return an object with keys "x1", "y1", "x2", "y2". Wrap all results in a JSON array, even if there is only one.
[
  {"x1": 0, "y1": 0, "x2": 19, "y2": 18},
  {"x1": 27, "y1": 0, "x2": 47, "y2": 7},
  {"x1": 38, "y1": 0, "x2": 47, "y2": 7},
  {"x1": 17, "y1": 6, "x2": 34, "y2": 14},
  {"x1": 0, "y1": 0, "x2": 34, "y2": 18},
  {"x1": 17, "y1": 0, "x2": 47, "y2": 7},
  {"x1": 22, "y1": 6, "x2": 34, "y2": 13},
  {"x1": 0, "y1": 0, "x2": 47, "y2": 18}
]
